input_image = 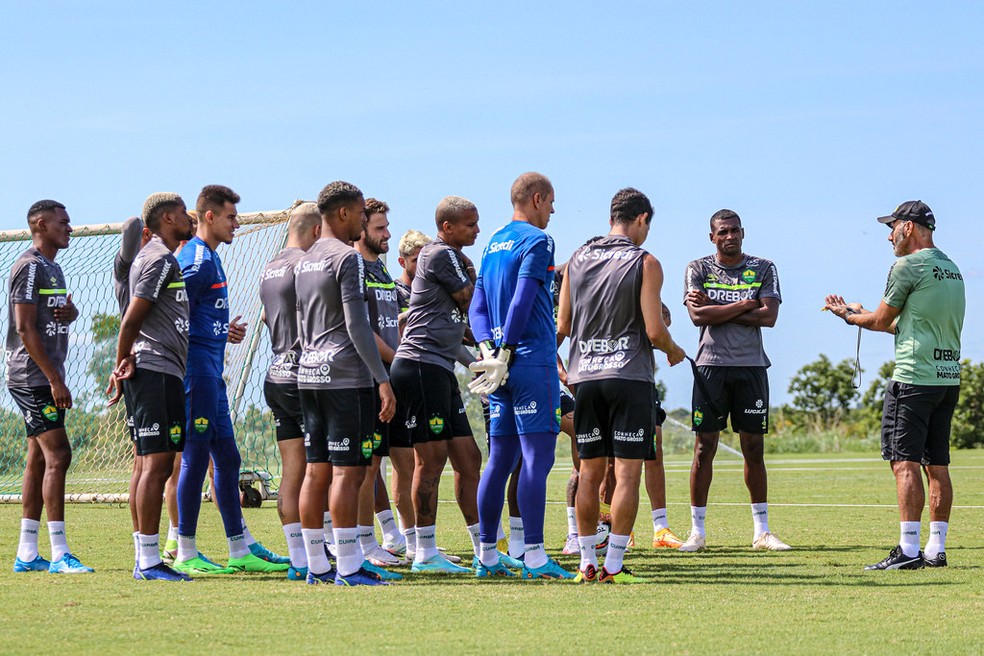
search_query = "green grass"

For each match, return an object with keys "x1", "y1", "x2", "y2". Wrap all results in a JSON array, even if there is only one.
[{"x1": 2, "y1": 450, "x2": 984, "y2": 655}]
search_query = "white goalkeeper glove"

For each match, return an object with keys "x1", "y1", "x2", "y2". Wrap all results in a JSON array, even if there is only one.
[{"x1": 468, "y1": 341, "x2": 512, "y2": 395}]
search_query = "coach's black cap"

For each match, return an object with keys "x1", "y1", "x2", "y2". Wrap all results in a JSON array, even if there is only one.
[{"x1": 877, "y1": 200, "x2": 936, "y2": 231}]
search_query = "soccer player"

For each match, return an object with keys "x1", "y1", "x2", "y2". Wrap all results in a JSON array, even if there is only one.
[
  {"x1": 825, "y1": 201, "x2": 964, "y2": 570},
  {"x1": 558, "y1": 187, "x2": 686, "y2": 583},
  {"x1": 173, "y1": 184, "x2": 288, "y2": 574},
  {"x1": 294, "y1": 181, "x2": 396, "y2": 586},
  {"x1": 469, "y1": 172, "x2": 571, "y2": 579},
  {"x1": 7, "y1": 200, "x2": 92, "y2": 574},
  {"x1": 391, "y1": 196, "x2": 483, "y2": 574},
  {"x1": 681, "y1": 209, "x2": 790, "y2": 552},
  {"x1": 259, "y1": 201, "x2": 322, "y2": 580},
  {"x1": 108, "y1": 193, "x2": 195, "y2": 581},
  {"x1": 394, "y1": 229, "x2": 430, "y2": 313}
]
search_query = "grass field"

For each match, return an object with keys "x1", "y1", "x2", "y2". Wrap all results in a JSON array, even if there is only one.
[{"x1": 2, "y1": 450, "x2": 983, "y2": 655}]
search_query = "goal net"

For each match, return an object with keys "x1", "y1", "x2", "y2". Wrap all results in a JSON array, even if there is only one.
[{"x1": 0, "y1": 204, "x2": 295, "y2": 501}]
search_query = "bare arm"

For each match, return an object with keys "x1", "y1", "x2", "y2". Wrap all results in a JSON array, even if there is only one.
[
  {"x1": 824, "y1": 295, "x2": 899, "y2": 334},
  {"x1": 450, "y1": 284, "x2": 474, "y2": 314},
  {"x1": 14, "y1": 304, "x2": 72, "y2": 408},
  {"x1": 730, "y1": 297, "x2": 780, "y2": 327},
  {"x1": 107, "y1": 296, "x2": 155, "y2": 404},
  {"x1": 374, "y1": 333, "x2": 396, "y2": 365},
  {"x1": 557, "y1": 266, "x2": 572, "y2": 338},
  {"x1": 640, "y1": 255, "x2": 685, "y2": 366}
]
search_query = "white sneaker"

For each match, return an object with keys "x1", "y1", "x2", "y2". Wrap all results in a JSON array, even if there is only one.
[
  {"x1": 366, "y1": 544, "x2": 406, "y2": 566},
  {"x1": 561, "y1": 533, "x2": 579, "y2": 555},
  {"x1": 678, "y1": 531, "x2": 706, "y2": 552},
  {"x1": 438, "y1": 547, "x2": 462, "y2": 564},
  {"x1": 752, "y1": 531, "x2": 792, "y2": 551},
  {"x1": 382, "y1": 538, "x2": 407, "y2": 558}
]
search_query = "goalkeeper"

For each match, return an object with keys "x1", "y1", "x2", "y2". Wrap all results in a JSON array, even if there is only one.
[{"x1": 469, "y1": 172, "x2": 572, "y2": 580}]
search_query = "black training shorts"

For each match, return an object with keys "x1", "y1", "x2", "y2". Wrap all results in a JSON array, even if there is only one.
[
  {"x1": 390, "y1": 359, "x2": 472, "y2": 445},
  {"x1": 122, "y1": 369, "x2": 186, "y2": 456},
  {"x1": 264, "y1": 380, "x2": 305, "y2": 442},
  {"x1": 574, "y1": 379, "x2": 655, "y2": 460},
  {"x1": 8, "y1": 385, "x2": 65, "y2": 438},
  {"x1": 881, "y1": 381, "x2": 959, "y2": 466},
  {"x1": 300, "y1": 387, "x2": 374, "y2": 466},
  {"x1": 691, "y1": 366, "x2": 769, "y2": 434}
]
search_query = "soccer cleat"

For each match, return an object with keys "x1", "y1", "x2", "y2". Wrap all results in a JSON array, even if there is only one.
[
  {"x1": 923, "y1": 552, "x2": 948, "y2": 568},
  {"x1": 599, "y1": 565, "x2": 646, "y2": 584},
  {"x1": 13, "y1": 555, "x2": 50, "y2": 572},
  {"x1": 561, "y1": 534, "x2": 579, "y2": 555},
  {"x1": 228, "y1": 552, "x2": 291, "y2": 573},
  {"x1": 678, "y1": 532, "x2": 706, "y2": 552},
  {"x1": 287, "y1": 565, "x2": 309, "y2": 580},
  {"x1": 652, "y1": 527, "x2": 685, "y2": 549},
  {"x1": 411, "y1": 553, "x2": 473, "y2": 574},
  {"x1": 496, "y1": 537, "x2": 510, "y2": 553},
  {"x1": 864, "y1": 545, "x2": 924, "y2": 571},
  {"x1": 134, "y1": 562, "x2": 193, "y2": 581},
  {"x1": 498, "y1": 551, "x2": 524, "y2": 570},
  {"x1": 362, "y1": 560, "x2": 403, "y2": 581},
  {"x1": 365, "y1": 544, "x2": 406, "y2": 567},
  {"x1": 438, "y1": 547, "x2": 463, "y2": 564},
  {"x1": 574, "y1": 564, "x2": 598, "y2": 583},
  {"x1": 161, "y1": 538, "x2": 178, "y2": 564},
  {"x1": 521, "y1": 558, "x2": 574, "y2": 580},
  {"x1": 382, "y1": 538, "x2": 407, "y2": 558},
  {"x1": 752, "y1": 531, "x2": 792, "y2": 551},
  {"x1": 335, "y1": 567, "x2": 389, "y2": 586},
  {"x1": 48, "y1": 553, "x2": 94, "y2": 574},
  {"x1": 475, "y1": 560, "x2": 516, "y2": 578},
  {"x1": 627, "y1": 532, "x2": 636, "y2": 548},
  {"x1": 306, "y1": 569, "x2": 335, "y2": 585},
  {"x1": 173, "y1": 554, "x2": 236, "y2": 575},
  {"x1": 248, "y1": 541, "x2": 291, "y2": 564}
]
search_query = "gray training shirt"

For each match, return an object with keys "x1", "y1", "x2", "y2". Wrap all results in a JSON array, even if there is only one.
[
  {"x1": 129, "y1": 236, "x2": 190, "y2": 379},
  {"x1": 566, "y1": 234, "x2": 655, "y2": 385},
  {"x1": 294, "y1": 238, "x2": 388, "y2": 390},
  {"x1": 394, "y1": 238, "x2": 472, "y2": 372},
  {"x1": 685, "y1": 254, "x2": 781, "y2": 368},
  {"x1": 259, "y1": 246, "x2": 305, "y2": 385},
  {"x1": 113, "y1": 217, "x2": 144, "y2": 313},
  {"x1": 5, "y1": 247, "x2": 70, "y2": 388},
  {"x1": 365, "y1": 258, "x2": 401, "y2": 353}
]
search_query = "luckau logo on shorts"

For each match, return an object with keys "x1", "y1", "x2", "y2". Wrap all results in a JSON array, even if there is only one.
[
  {"x1": 169, "y1": 423, "x2": 182, "y2": 444},
  {"x1": 372, "y1": 432, "x2": 382, "y2": 450},
  {"x1": 514, "y1": 400, "x2": 537, "y2": 416},
  {"x1": 429, "y1": 415, "x2": 445, "y2": 435},
  {"x1": 194, "y1": 417, "x2": 209, "y2": 434},
  {"x1": 42, "y1": 404, "x2": 58, "y2": 422},
  {"x1": 361, "y1": 438, "x2": 373, "y2": 458},
  {"x1": 693, "y1": 409, "x2": 704, "y2": 426},
  {"x1": 577, "y1": 427, "x2": 602, "y2": 444}
]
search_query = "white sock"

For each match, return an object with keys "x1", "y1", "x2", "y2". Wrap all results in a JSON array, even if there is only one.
[
  {"x1": 323, "y1": 511, "x2": 334, "y2": 545},
  {"x1": 651, "y1": 508, "x2": 668, "y2": 533},
  {"x1": 334, "y1": 527, "x2": 363, "y2": 577},
  {"x1": 578, "y1": 534, "x2": 598, "y2": 570},
  {"x1": 751, "y1": 502, "x2": 769, "y2": 537},
  {"x1": 690, "y1": 506, "x2": 707, "y2": 537},
  {"x1": 924, "y1": 521, "x2": 948, "y2": 559},
  {"x1": 138, "y1": 533, "x2": 162, "y2": 570},
  {"x1": 466, "y1": 523, "x2": 481, "y2": 558},
  {"x1": 48, "y1": 521, "x2": 69, "y2": 561},
  {"x1": 177, "y1": 534, "x2": 197, "y2": 563},
  {"x1": 228, "y1": 533, "x2": 249, "y2": 559},
  {"x1": 900, "y1": 521, "x2": 921, "y2": 557},
  {"x1": 358, "y1": 525, "x2": 379, "y2": 552},
  {"x1": 566, "y1": 507, "x2": 578, "y2": 537},
  {"x1": 166, "y1": 524, "x2": 178, "y2": 544},
  {"x1": 415, "y1": 525, "x2": 438, "y2": 562},
  {"x1": 132, "y1": 531, "x2": 140, "y2": 564},
  {"x1": 302, "y1": 527, "x2": 330, "y2": 575},
  {"x1": 480, "y1": 542, "x2": 499, "y2": 567},
  {"x1": 17, "y1": 518, "x2": 40, "y2": 562},
  {"x1": 508, "y1": 516, "x2": 525, "y2": 559},
  {"x1": 605, "y1": 533, "x2": 631, "y2": 573},
  {"x1": 497, "y1": 521, "x2": 506, "y2": 542},
  {"x1": 524, "y1": 543, "x2": 547, "y2": 569},
  {"x1": 376, "y1": 510, "x2": 401, "y2": 545},
  {"x1": 241, "y1": 517, "x2": 257, "y2": 547},
  {"x1": 403, "y1": 527, "x2": 417, "y2": 553},
  {"x1": 283, "y1": 522, "x2": 307, "y2": 569}
]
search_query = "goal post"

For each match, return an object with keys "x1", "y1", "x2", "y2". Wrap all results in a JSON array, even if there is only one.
[{"x1": 0, "y1": 204, "x2": 297, "y2": 502}]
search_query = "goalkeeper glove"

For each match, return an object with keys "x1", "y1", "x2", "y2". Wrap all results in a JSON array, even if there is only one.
[{"x1": 468, "y1": 341, "x2": 513, "y2": 395}]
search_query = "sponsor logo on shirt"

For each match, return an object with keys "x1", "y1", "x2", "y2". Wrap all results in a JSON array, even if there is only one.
[
  {"x1": 578, "y1": 337, "x2": 629, "y2": 355},
  {"x1": 24, "y1": 261, "x2": 37, "y2": 301},
  {"x1": 45, "y1": 321, "x2": 69, "y2": 337},
  {"x1": 487, "y1": 240, "x2": 514, "y2": 254},
  {"x1": 932, "y1": 266, "x2": 963, "y2": 282}
]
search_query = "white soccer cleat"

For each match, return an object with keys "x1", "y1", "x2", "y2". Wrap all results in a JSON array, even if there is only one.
[
  {"x1": 752, "y1": 531, "x2": 792, "y2": 551},
  {"x1": 365, "y1": 545, "x2": 406, "y2": 567},
  {"x1": 678, "y1": 531, "x2": 706, "y2": 552},
  {"x1": 561, "y1": 533, "x2": 579, "y2": 555}
]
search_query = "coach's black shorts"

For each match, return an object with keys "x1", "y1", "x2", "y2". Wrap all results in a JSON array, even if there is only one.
[
  {"x1": 300, "y1": 387, "x2": 374, "y2": 466},
  {"x1": 122, "y1": 369, "x2": 186, "y2": 456},
  {"x1": 574, "y1": 379, "x2": 654, "y2": 460},
  {"x1": 390, "y1": 359, "x2": 473, "y2": 444},
  {"x1": 691, "y1": 366, "x2": 769, "y2": 434},
  {"x1": 264, "y1": 380, "x2": 305, "y2": 442},
  {"x1": 8, "y1": 385, "x2": 65, "y2": 437},
  {"x1": 881, "y1": 381, "x2": 959, "y2": 466}
]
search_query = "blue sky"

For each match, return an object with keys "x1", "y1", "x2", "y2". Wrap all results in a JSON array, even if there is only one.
[{"x1": 1, "y1": 1, "x2": 979, "y2": 409}]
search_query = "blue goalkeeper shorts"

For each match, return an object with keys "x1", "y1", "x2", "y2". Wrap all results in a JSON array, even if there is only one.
[
  {"x1": 487, "y1": 364, "x2": 560, "y2": 437},
  {"x1": 184, "y1": 375, "x2": 236, "y2": 443}
]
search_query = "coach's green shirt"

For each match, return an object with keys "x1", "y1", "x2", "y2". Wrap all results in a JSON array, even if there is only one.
[{"x1": 883, "y1": 247, "x2": 965, "y2": 386}]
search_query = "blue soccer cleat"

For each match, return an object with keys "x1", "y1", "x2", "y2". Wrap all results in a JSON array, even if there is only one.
[
  {"x1": 48, "y1": 553, "x2": 94, "y2": 574},
  {"x1": 362, "y1": 560, "x2": 403, "y2": 581},
  {"x1": 521, "y1": 557, "x2": 574, "y2": 580},
  {"x1": 498, "y1": 551, "x2": 524, "y2": 570},
  {"x1": 13, "y1": 555, "x2": 51, "y2": 573},
  {"x1": 249, "y1": 541, "x2": 291, "y2": 564},
  {"x1": 335, "y1": 567, "x2": 389, "y2": 586},
  {"x1": 287, "y1": 565, "x2": 309, "y2": 581},
  {"x1": 411, "y1": 552, "x2": 472, "y2": 574},
  {"x1": 475, "y1": 560, "x2": 516, "y2": 578},
  {"x1": 134, "y1": 562, "x2": 193, "y2": 581},
  {"x1": 306, "y1": 568, "x2": 335, "y2": 585}
]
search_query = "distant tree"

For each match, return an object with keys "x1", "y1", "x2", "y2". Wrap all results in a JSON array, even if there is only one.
[
  {"x1": 787, "y1": 354, "x2": 860, "y2": 430},
  {"x1": 81, "y1": 312, "x2": 121, "y2": 410},
  {"x1": 952, "y1": 360, "x2": 984, "y2": 449}
]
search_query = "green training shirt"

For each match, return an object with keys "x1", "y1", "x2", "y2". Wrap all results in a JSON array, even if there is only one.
[{"x1": 883, "y1": 247, "x2": 965, "y2": 385}]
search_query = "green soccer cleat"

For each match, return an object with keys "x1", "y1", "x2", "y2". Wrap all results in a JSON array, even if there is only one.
[
  {"x1": 161, "y1": 539, "x2": 178, "y2": 565},
  {"x1": 173, "y1": 554, "x2": 236, "y2": 575},
  {"x1": 248, "y1": 541, "x2": 291, "y2": 564},
  {"x1": 599, "y1": 565, "x2": 647, "y2": 584},
  {"x1": 227, "y1": 552, "x2": 290, "y2": 573}
]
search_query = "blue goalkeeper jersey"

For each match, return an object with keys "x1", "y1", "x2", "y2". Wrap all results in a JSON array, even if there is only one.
[
  {"x1": 177, "y1": 236, "x2": 230, "y2": 378},
  {"x1": 475, "y1": 220, "x2": 556, "y2": 367}
]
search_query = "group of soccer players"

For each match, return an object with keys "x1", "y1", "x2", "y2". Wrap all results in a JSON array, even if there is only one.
[{"x1": 8, "y1": 174, "x2": 797, "y2": 585}]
